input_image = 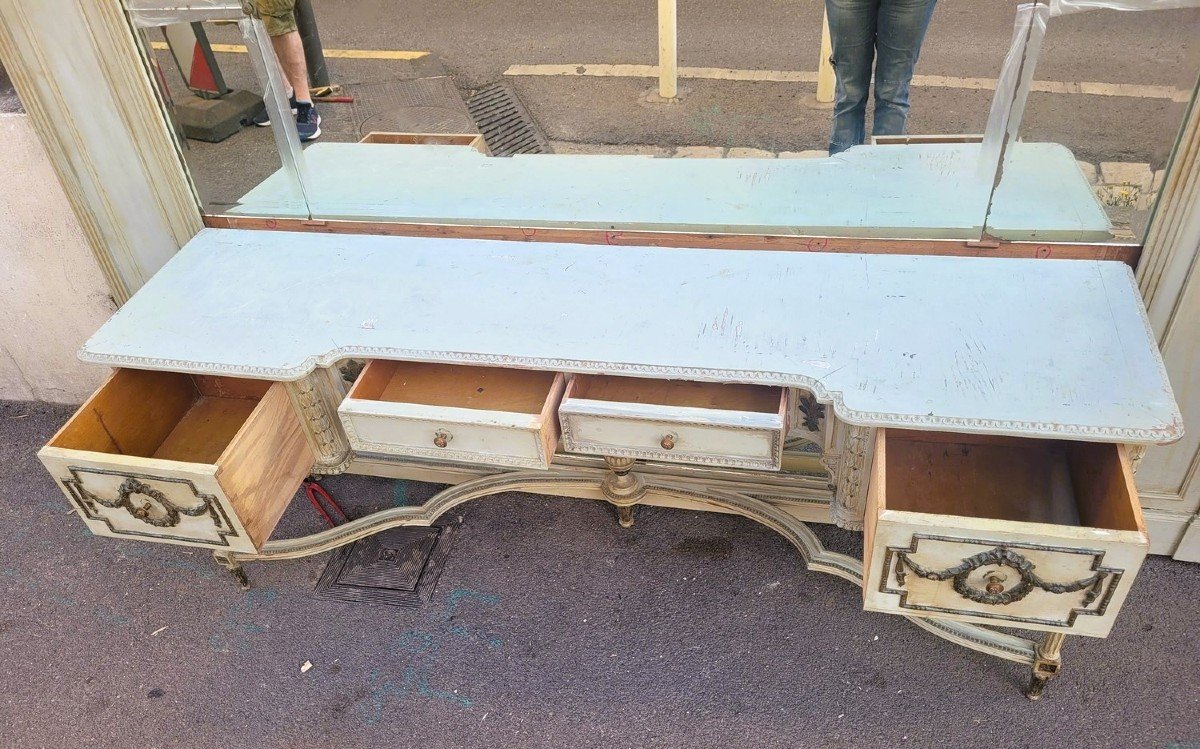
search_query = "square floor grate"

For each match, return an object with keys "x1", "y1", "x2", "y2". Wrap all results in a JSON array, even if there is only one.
[{"x1": 314, "y1": 523, "x2": 457, "y2": 607}]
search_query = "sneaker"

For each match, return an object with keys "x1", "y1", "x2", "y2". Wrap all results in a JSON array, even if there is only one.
[
  {"x1": 252, "y1": 93, "x2": 298, "y2": 126},
  {"x1": 295, "y1": 102, "x2": 322, "y2": 142}
]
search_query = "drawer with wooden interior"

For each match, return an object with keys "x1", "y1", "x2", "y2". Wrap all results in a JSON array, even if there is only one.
[
  {"x1": 37, "y1": 369, "x2": 314, "y2": 554},
  {"x1": 557, "y1": 375, "x2": 790, "y2": 470},
  {"x1": 337, "y1": 360, "x2": 566, "y2": 469},
  {"x1": 863, "y1": 429, "x2": 1148, "y2": 638}
]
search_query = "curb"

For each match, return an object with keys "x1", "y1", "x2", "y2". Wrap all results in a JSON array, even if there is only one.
[{"x1": 548, "y1": 140, "x2": 1163, "y2": 217}]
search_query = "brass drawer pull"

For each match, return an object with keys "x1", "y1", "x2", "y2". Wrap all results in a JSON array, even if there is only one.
[
  {"x1": 660, "y1": 433, "x2": 676, "y2": 450},
  {"x1": 985, "y1": 574, "x2": 1006, "y2": 595},
  {"x1": 433, "y1": 430, "x2": 452, "y2": 448}
]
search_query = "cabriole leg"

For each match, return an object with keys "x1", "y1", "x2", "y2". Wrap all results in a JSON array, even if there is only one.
[
  {"x1": 1025, "y1": 631, "x2": 1066, "y2": 700},
  {"x1": 213, "y1": 551, "x2": 251, "y2": 591}
]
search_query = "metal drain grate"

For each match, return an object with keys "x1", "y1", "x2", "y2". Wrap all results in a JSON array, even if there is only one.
[
  {"x1": 466, "y1": 84, "x2": 550, "y2": 156},
  {"x1": 314, "y1": 523, "x2": 457, "y2": 607}
]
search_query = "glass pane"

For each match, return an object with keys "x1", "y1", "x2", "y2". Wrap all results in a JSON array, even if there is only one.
[{"x1": 985, "y1": 6, "x2": 1200, "y2": 244}]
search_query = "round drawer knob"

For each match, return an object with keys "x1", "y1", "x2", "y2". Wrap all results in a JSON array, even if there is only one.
[
  {"x1": 433, "y1": 430, "x2": 452, "y2": 448},
  {"x1": 660, "y1": 433, "x2": 676, "y2": 450},
  {"x1": 985, "y1": 574, "x2": 1006, "y2": 595}
]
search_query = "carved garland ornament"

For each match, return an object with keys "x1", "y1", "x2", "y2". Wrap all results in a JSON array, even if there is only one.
[
  {"x1": 798, "y1": 392, "x2": 826, "y2": 433},
  {"x1": 78, "y1": 477, "x2": 220, "y2": 529},
  {"x1": 895, "y1": 546, "x2": 1108, "y2": 607}
]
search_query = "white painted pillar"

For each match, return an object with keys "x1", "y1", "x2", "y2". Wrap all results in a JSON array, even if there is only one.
[
  {"x1": 816, "y1": 9, "x2": 836, "y2": 104},
  {"x1": 658, "y1": 0, "x2": 678, "y2": 99},
  {"x1": 1134, "y1": 77, "x2": 1200, "y2": 561},
  {"x1": 0, "y1": 0, "x2": 202, "y2": 304}
]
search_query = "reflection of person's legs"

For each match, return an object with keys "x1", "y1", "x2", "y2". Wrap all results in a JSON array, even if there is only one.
[
  {"x1": 257, "y1": 0, "x2": 320, "y2": 140},
  {"x1": 269, "y1": 30, "x2": 310, "y2": 104},
  {"x1": 825, "y1": 0, "x2": 879, "y2": 154},
  {"x1": 872, "y1": 0, "x2": 936, "y2": 137}
]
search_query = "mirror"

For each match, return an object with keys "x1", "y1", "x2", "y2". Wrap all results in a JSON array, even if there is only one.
[
  {"x1": 136, "y1": 0, "x2": 1200, "y2": 250},
  {"x1": 132, "y1": 9, "x2": 308, "y2": 217}
]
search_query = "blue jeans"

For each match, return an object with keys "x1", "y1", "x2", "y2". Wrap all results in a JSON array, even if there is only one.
[{"x1": 825, "y1": 0, "x2": 936, "y2": 154}]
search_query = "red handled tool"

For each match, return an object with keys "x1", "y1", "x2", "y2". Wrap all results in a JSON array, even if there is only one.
[{"x1": 303, "y1": 478, "x2": 348, "y2": 527}]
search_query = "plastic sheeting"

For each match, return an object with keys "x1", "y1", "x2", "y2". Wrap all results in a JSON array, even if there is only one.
[
  {"x1": 1049, "y1": 0, "x2": 1200, "y2": 16},
  {"x1": 979, "y1": 0, "x2": 1198, "y2": 182},
  {"x1": 125, "y1": 1, "x2": 246, "y2": 27},
  {"x1": 978, "y1": 3, "x2": 1049, "y2": 181},
  {"x1": 239, "y1": 16, "x2": 313, "y2": 213}
]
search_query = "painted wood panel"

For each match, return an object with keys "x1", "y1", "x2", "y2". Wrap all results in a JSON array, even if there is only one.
[
  {"x1": 80, "y1": 229, "x2": 1180, "y2": 444},
  {"x1": 0, "y1": 0, "x2": 201, "y2": 303}
]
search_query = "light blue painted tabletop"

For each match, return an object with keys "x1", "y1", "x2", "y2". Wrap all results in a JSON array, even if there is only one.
[
  {"x1": 81, "y1": 229, "x2": 1178, "y2": 443},
  {"x1": 229, "y1": 141, "x2": 1112, "y2": 242}
]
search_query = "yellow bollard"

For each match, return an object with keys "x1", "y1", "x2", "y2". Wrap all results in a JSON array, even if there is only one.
[
  {"x1": 658, "y1": 0, "x2": 678, "y2": 99},
  {"x1": 817, "y1": 9, "x2": 835, "y2": 104}
]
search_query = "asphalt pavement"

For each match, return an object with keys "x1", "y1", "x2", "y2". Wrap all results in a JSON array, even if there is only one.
[
  {"x1": 3, "y1": 400, "x2": 1199, "y2": 749},
  {"x1": 292, "y1": 0, "x2": 1200, "y2": 164}
]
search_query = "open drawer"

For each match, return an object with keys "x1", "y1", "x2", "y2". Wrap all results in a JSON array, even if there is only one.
[
  {"x1": 338, "y1": 360, "x2": 565, "y2": 469},
  {"x1": 38, "y1": 369, "x2": 314, "y2": 554},
  {"x1": 863, "y1": 429, "x2": 1148, "y2": 638},
  {"x1": 558, "y1": 375, "x2": 789, "y2": 470}
]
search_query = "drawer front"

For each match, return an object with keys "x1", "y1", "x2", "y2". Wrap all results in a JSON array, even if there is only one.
[
  {"x1": 339, "y1": 406, "x2": 552, "y2": 469},
  {"x1": 38, "y1": 372, "x2": 312, "y2": 554},
  {"x1": 862, "y1": 429, "x2": 1149, "y2": 638},
  {"x1": 559, "y1": 408, "x2": 783, "y2": 470},
  {"x1": 864, "y1": 527, "x2": 1146, "y2": 637},
  {"x1": 37, "y1": 451, "x2": 256, "y2": 553}
]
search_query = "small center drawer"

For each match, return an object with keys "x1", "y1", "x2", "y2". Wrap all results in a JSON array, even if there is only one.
[
  {"x1": 338, "y1": 360, "x2": 565, "y2": 469},
  {"x1": 38, "y1": 369, "x2": 314, "y2": 554},
  {"x1": 557, "y1": 375, "x2": 789, "y2": 470},
  {"x1": 863, "y1": 429, "x2": 1148, "y2": 638}
]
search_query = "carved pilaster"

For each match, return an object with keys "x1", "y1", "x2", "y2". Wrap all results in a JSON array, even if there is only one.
[
  {"x1": 285, "y1": 367, "x2": 353, "y2": 475},
  {"x1": 831, "y1": 424, "x2": 873, "y2": 531}
]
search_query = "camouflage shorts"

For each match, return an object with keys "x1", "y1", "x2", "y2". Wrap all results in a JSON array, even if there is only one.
[{"x1": 256, "y1": 0, "x2": 297, "y2": 36}]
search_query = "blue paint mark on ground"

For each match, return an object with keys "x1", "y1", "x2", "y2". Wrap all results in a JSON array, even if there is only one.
[
  {"x1": 359, "y1": 588, "x2": 502, "y2": 722},
  {"x1": 209, "y1": 588, "x2": 278, "y2": 653},
  {"x1": 4, "y1": 566, "x2": 133, "y2": 627}
]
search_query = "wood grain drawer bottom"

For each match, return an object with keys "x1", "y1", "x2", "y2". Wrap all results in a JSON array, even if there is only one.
[
  {"x1": 863, "y1": 429, "x2": 1148, "y2": 638},
  {"x1": 38, "y1": 369, "x2": 314, "y2": 553}
]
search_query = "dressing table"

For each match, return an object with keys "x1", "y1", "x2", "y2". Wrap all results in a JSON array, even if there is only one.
[{"x1": 38, "y1": 228, "x2": 1181, "y2": 699}]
